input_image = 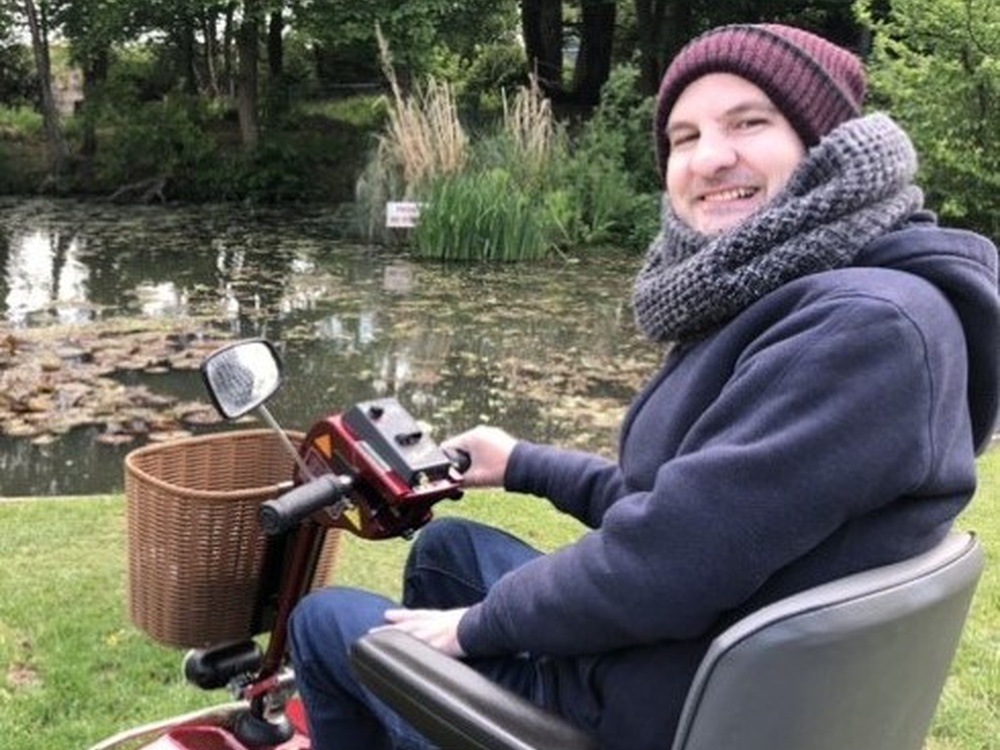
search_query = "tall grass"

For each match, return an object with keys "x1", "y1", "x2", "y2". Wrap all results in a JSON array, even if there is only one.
[
  {"x1": 355, "y1": 28, "x2": 468, "y2": 244},
  {"x1": 409, "y1": 77, "x2": 563, "y2": 261},
  {"x1": 357, "y1": 33, "x2": 568, "y2": 261},
  {"x1": 413, "y1": 168, "x2": 553, "y2": 261},
  {"x1": 355, "y1": 59, "x2": 660, "y2": 260},
  {"x1": 502, "y1": 75, "x2": 556, "y2": 170}
]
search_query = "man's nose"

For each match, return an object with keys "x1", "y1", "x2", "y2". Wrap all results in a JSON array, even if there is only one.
[{"x1": 689, "y1": 133, "x2": 738, "y2": 175}]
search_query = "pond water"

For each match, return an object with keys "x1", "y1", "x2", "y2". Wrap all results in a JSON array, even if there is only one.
[{"x1": 0, "y1": 197, "x2": 663, "y2": 497}]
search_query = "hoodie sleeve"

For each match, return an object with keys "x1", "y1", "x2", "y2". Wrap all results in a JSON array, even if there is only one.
[
  {"x1": 503, "y1": 443, "x2": 625, "y2": 529},
  {"x1": 458, "y1": 276, "x2": 973, "y2": 657}
]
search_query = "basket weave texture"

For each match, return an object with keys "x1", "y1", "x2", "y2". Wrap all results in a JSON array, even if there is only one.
[{"x1": 125, "y1": 429, "x2": 341, "y2": 648}]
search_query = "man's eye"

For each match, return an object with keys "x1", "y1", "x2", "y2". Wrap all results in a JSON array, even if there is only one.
[
  {"x1": 735, "y1": 117, "x2": 769, "y2": 130},
  {"x1": 670, "y1": 132, "x2": 697, "y2": 148}
]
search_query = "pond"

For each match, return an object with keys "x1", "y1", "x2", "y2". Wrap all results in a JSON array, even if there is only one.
[{"x1": 0, "y1": 197, "x2": 664, "y2": 497}]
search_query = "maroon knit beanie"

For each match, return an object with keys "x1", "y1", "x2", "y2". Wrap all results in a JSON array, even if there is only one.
[{"x1": 654, "y1": 24, "x2": 867, "y2": 179}]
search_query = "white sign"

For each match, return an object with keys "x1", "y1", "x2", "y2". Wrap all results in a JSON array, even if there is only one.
[{"x1": 386, "y1": 201, "x2": 423, "y2": 229}]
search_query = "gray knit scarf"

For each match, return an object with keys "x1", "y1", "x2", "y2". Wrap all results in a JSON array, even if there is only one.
[{"x1": 632, "y1": 113, "x2": 924, "y2": 343}]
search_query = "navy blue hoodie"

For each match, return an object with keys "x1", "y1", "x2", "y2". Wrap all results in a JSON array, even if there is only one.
[{"x1": 456, "y1": 214, "x2": 1000, "y2": 750}]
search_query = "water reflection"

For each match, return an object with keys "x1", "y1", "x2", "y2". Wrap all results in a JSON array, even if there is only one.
[
  {"x1": 0, "y1": 198, "x2": 661, "y2": 496},
  {"x1": 5, "y1": 229, "x2": 92, "y2": 325}
]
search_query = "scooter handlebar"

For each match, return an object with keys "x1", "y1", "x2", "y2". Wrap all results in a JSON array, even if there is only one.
[
  {"x1": 445, "y1": 448, "x2": 471, "y2": 475},
  {"x1": 259, "y1": 473, "x2": 352, "y2": 536}
]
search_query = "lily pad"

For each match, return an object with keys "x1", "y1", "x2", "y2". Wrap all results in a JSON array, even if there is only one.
[{"x1": 0, "y1": 319, "x2": 231, "y2": 444}]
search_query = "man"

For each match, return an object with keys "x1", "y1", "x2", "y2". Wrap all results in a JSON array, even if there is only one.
[{"x1": 290, "y1": 24, "x2": 1000, "y2": 750}]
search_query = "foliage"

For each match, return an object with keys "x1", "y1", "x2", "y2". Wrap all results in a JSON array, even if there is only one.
[
  {"x1": 547, "y1": 62, "x2": 660, "y2": 251},
  {"x1": 587, "y1": 63, "x2": 659, "y2": 193},
  {"x1": 855, "y1": 0, "x2": 1000, "y2": 233},
  {"x1": 412, "y1": 77, "x2": 562, "y2": 261},
  {"x1": 375, "y1": 29, "x2": 468, "y2": 193},
  {"x1": 454, "y1": 42, "x2": 530, "y2": 123},
  {"x1": 0, "y1": 106, "x2": 44, "y2": 137},
  {"x1": 80, "y1": 89, "x2": 372, "y2": 203},
  {"x1": 297, "y1": 0, "x2": 520, "y2": 85},
  {"x1": 91, "y1": 93, "x2": 219, "y2": 187},
  {"x1": 0, "y1": 42, "x2": 37, "y2": 107},
  {"x1": 1, "y1": 0, "x2": 879, "y2": 205},
  {"x1": 354, "y1": 30, "x2": 469, "y2": 241}
]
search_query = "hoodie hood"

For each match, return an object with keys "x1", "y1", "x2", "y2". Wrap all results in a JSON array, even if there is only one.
[{"x1": 858, "y1": 212, "x2": 1000, "y2": 453}]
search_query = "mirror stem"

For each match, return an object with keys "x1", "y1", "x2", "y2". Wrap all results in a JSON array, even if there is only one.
[{"x1": 256, "y1": 404, "x2": 315, "y2": 481}]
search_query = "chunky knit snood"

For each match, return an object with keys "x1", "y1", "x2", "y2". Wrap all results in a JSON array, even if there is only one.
[{"x1": 632, "y1": 113, "x2": 924, "y2": 344}]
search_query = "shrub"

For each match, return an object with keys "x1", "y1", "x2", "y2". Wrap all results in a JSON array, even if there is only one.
[
  {"x1": 0, "y1": 105, "x2": 43, "y2": 139},
  {"x1": 459, "y1": 43, "x2": 530, "y2": 123},
  {"x1": 856, "y1": 0, "x2": 1000, "y2": 234},
  {"x1": 93, "y1": 94, "x2": 219, "y2": 190},
  {"x1": 550, "y1": 63, "x2": 660, "y2": 251}
]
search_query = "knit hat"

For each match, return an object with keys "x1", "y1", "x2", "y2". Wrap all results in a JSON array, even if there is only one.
[{"x1": 654, "y1": 24, "x2": 867, "y2": 179}]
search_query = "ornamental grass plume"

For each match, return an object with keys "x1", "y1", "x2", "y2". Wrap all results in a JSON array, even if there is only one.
[
  {"x1": 375, "y1": 25, "x2": 467, "y2": 193},
  {"x1": 503, "y1": 74, "x2": 556, "y2": 165}
]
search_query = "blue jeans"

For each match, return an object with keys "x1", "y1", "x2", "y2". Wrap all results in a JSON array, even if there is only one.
[{"x1": 288, "y1": 518, "x2": 545, "y2": 750}]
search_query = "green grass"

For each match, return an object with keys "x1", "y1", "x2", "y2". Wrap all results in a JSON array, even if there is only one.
[{"x1": 1, "y1": 450, "x2": 998, "y2": 750}]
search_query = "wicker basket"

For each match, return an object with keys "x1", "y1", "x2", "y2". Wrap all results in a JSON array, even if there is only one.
[{"x1": 125, "y1": 429, "x2": 341, "y2": 649}]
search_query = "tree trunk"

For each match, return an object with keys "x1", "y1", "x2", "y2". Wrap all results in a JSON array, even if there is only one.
[
  {"x1": 633, "y1": 0, "x2": 696, "y2": 95},
  {"x1": 202, "y1": 8, "x2": 222, "y2": 98},
  {"x1": 266, "y1": 10, "x2": 287, "y2": 118},
  {"x1": 80, "y1": 48, "x2": 109, "y2": 158},
  {"x1": 571, "y1": 1, "x2": 616, "y2": 106},
  {"x1": 236, "y1": 0, "x2": 260, "y2": 150},
  {"x1": 23, "y1": 0, "x2": 70, "y2": 175},
  {"x1": 176, "y1": 14, "x2": 199, "y2": 95},
  {"x1": 224, "y1": 3, "x2": 237, "y2": 98},
  {"x1": 521, "y1": 0, "x2": 563, "y2": 93}
]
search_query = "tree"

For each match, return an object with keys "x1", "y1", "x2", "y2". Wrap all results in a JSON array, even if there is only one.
[
  {"x1": 521, "y1": 0, "x2": 564, "y2": 90},
  {"x1": 236, "y1": 0, "x2": 262, "y2": 149},
  {"x1": 519, "y1": 1, "x2": 617, "y2": 107},
  {"x1": 632, "y1": 0, "x2": 699, "y2": 94},
  {"x1": 22, "y1": 0, "x2": 70, "y2": 175},
  {"x1": 299, "y1": 0, "x2": 520, "y2": 90},
  {"x1": 857, "y1": 0, "x2": 1000, "y2": 232},
  {"x1": 54, "y1": 0, "x2": 129, "y2": 157}
]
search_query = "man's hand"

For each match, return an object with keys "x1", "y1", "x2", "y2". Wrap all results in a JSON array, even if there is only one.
[
  {"x1": 442, "y1": 426, "x2": 518, "y2": 487},
  {"x1": 373, "y1": 607, "x2": 469, "y2": 658}
]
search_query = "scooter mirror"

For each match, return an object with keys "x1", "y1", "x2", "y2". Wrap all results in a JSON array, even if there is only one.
[{"x1": 201, "y1": 339, "x2": 284, "y2": 419}]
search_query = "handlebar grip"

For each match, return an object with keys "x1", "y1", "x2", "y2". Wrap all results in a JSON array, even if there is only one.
[
  {"x1": 445, "y1": 448, "x2": 471, "y2": 474},
  {"x1": 259, "y1": 474, "x2": 352, "y2": 536}
]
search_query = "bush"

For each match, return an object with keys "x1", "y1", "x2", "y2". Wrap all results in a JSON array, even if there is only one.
[
  {"x1": 0, "y1": 105, "x2": 43, "y2": 138},
  {"x1": 457, "y1": 43, "x2": 530, "y2": 123},
  {"x1": 857, "y1": 0, "x2": 1000, "y2": 234},
  {"x1": 0, "y1": 42, "x2": 36, "y2": 107},
  {"x1": 552, "y1": 64, "x2": 660, "y2": 251},
  {"x1": 93, "y1": 94, "x2": 220, "y2": 189}
]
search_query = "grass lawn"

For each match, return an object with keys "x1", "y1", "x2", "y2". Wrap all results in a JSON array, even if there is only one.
[{"x1": 1, "y1": 449, "x2": 997, "y2": 750}]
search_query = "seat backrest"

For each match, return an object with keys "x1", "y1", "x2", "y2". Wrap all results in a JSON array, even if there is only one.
[{"x1": 671, "y1": 532, "x2": 984, "y2": 750}]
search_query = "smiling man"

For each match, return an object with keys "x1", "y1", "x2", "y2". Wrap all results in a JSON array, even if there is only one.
[
  {"x1": 288, "y1": 24, "x2": 1000, "y2": 750},
  {"x1": 664, "y1": 74, "x2": 806, "y2": 234}
]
